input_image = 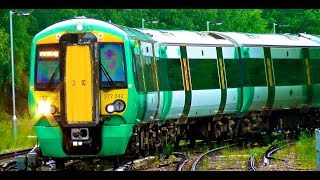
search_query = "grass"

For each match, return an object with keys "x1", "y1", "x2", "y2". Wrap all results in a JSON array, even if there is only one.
[
  {"x1": 296, "y1": 132, "x2": 316, "y2": 169},
  {"x1": 0, "y1": 112, "x2": 37, "y2": 153},
  {"x1": 272, "y1": 131, "x2": 316, "y2": 170}
]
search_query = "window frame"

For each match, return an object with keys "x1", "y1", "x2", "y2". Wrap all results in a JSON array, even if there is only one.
[
  {"x1": 34, "y1": 44, "x2": 61, "y2": 91},
  {"x1": 99, "y1": 42, "x2": 128, "y2": 90}
]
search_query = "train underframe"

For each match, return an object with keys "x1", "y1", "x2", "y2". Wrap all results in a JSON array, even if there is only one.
[
  {"x1": 17, "y1": 108, "x2": 320, "y2": 171},
  {"x1": 126, "y1": 108, "x2": 320, "y2": 157}
]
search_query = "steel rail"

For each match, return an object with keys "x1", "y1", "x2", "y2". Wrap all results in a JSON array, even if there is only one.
[{"x1": 190, "y1": 143, "x2": 238, "y2": 171}]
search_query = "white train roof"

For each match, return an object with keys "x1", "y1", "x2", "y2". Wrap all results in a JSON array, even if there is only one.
[
  {"x1": 207, "y1": 31, "x2": 320, "y2": 47},
  {"x1": 135, "y1": 29, "x2": 235, "y2": 47}
]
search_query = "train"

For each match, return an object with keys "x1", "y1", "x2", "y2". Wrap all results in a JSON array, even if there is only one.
[{"x1": 28, "y1": 16, "x2": 320, "y2": 168}]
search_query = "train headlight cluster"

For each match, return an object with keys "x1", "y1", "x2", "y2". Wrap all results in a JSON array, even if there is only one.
[
  {"x1": 105, "y1": 99, "x2": 126, "y2": 114},
  {"x1": 37, "y1": 100, "x2": 57, "y2": 115},
  {"x1": 71, "y1": 128, "x2": 89, "y2": 140}
]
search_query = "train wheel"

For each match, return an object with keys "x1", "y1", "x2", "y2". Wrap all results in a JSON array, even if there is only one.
[
  {"x1": 113, "y1": 156, "x2": 120, "y2": 169},
  {"x1": 188, "y1": 139, "x2": 196, "y2": 148},
  {"x1": 174, "y1": 136, "x2": 181, "y2": 149},
  {"x1": 55, "y1": 159, "x2": 65, "y2": 171},
  {"x1": 148, "y1": 146, "x2": 156, "y2": 156}
]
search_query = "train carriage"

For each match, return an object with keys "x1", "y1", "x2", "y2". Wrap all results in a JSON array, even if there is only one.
[
  {"x1": 207, "y1": 32, "x2": 320, "y2": 111},
  {"x1": 208, "y1": 32, "x2": 320, "y2": 132},
  {"x1": 298, "y1": 33, "x2": 320, "y2": 107},
  {"x1": 133, "y1": 29, "x2": 236, "y2": 121}
]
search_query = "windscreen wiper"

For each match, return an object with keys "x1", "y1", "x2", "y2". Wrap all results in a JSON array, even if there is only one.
[
  {"x1": 100, "y1": 63, "x2": 115, "y2": 88},
  {"x1": 47, "y1": 65, "x2": 60, "y2": 90}
]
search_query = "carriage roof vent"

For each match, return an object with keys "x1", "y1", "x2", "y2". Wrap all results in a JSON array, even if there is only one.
[
  {"x1": 75, "y1": 16, "x2": 87, "y2": 19},
  {"x1": 283, "y1": 33, "x2": 299, "y2": 40},
  {"x1": 207, "y1": 33, "x2": 226, "y2": 40},
  {"x1": 196, "y1": 32, "x2": 207, "y2": 38},
  {"x1": 245, "y1": 33, "x2": 260, "y2": 39},
  {"x1": 159, "y1": 31, "x2": 175, "y2": 37}
]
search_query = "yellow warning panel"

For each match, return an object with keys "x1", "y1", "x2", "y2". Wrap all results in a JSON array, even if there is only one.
[{"x1": 65, "y1": 45, "x2": 92, "y2": 122}]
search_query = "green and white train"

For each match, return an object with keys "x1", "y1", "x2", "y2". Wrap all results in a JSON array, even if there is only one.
[{"x1": 28, "y1": 17, "x2": 320, "y2": 165}]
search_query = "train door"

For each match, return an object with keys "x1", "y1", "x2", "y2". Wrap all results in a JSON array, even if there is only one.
[{"x1": 65, "y1": 45, "x2": 93, "y2": 122}]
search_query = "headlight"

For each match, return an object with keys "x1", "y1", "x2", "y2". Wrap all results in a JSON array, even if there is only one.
[
  {"x1": 37, "y1": 100, "x2": 51, "y2": 114},
  {"x1": 50, "y1": 105, "x2": 57, "y2": 114},
  {"x1": 106, "y1": 104, "x2": 115, "y2": 114},
  {"x1": 76, "y1": 24, "x2": 83, "y2": 31},
  {"x1": 71, "y1": 128, "x2": 89, "y2": 140},
  {"x1": 105, "y1": 99, "x2": 126, "y2": 114},
  {"x1": 37, "y1": 100, "x2": 57, "y2": 115},
  {"x1": 114, "y1": 100, "x2": 126, "y2": 112}
]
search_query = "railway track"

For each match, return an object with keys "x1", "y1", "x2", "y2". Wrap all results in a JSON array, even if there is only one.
[
  {"x1": 114, "y1": 152, "x2": 186, "y2": 171},
  {"x1": 248, "y1": 154, "x2": 257, "y2": 171},
  {"x1": 0, "y1": 148, "x2": 33, "y2": 160},
  {"x1": 259, "y1": 140, "x2": 306, "y2": 171},
  {"x1": 114, "y1": 141, "x2": 259, "y2": 171},
  {"x1": 0, "y1": 147, "x2": 34, "y2": 171},
  {"x1": 0, "y1": 138, "x2": 307, "y2": 171},
  {"x1": 175, "y1": 144, "x2": 258, "y2": 171},
  {"x1": 68, "y1": 139, "x2": 310, "y2": 171},
  {"x1": 263, "y1": 140, "x2": 296, "y2": 166},
  {"x1": 175, "y1": 143, "x2": 256, "y2": 171},
  {"x1": 190, "y1": 143, "x2": 238, "y2": 171}
]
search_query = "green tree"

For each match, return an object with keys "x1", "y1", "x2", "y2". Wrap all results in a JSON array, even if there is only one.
[
  {"x1": 262, "y1": 9, "x2": 320, "y2": 34},
  {"x1": 0, "y1": 28, "x2": 10, "y2": 111},
  {"x1": 217, "y1": 9, "x2": 268, "y2": 33}
]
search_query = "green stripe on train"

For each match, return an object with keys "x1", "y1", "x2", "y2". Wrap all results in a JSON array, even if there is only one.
[
  {"x1": 302, "y1": 48, "x2": 313, "y2": 105},
  {"x1": 235, "y1": 47, "x2": 244, "y2": 113},
  {"x1": 158, "y1": 47, "x2": 173, "y2": 120},
  {"x1": 180, "y1": 46, "x2": 192, "y2": 118},
  {"x1": 216, "y1": 47, "x2": 227, "y2": 114},
  {"x1": 264, "y1": 47, "x2": 275, "y2": 110},
  {"x1": 240, "y1": 47, "x2": 255, "y2": 114}
]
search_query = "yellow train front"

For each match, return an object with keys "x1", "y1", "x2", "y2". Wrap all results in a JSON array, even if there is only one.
[{"x1": 28, "y1": 17, "x2": 145, "y2": 161}]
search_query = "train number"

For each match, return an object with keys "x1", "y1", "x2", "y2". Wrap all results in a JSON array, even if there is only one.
[
  {"x1": 103, "y1": 94, "x2": 124, "y2": 99},
  {"x1": 39, "y1": 94, "x2": 58, "y2": 101}
]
